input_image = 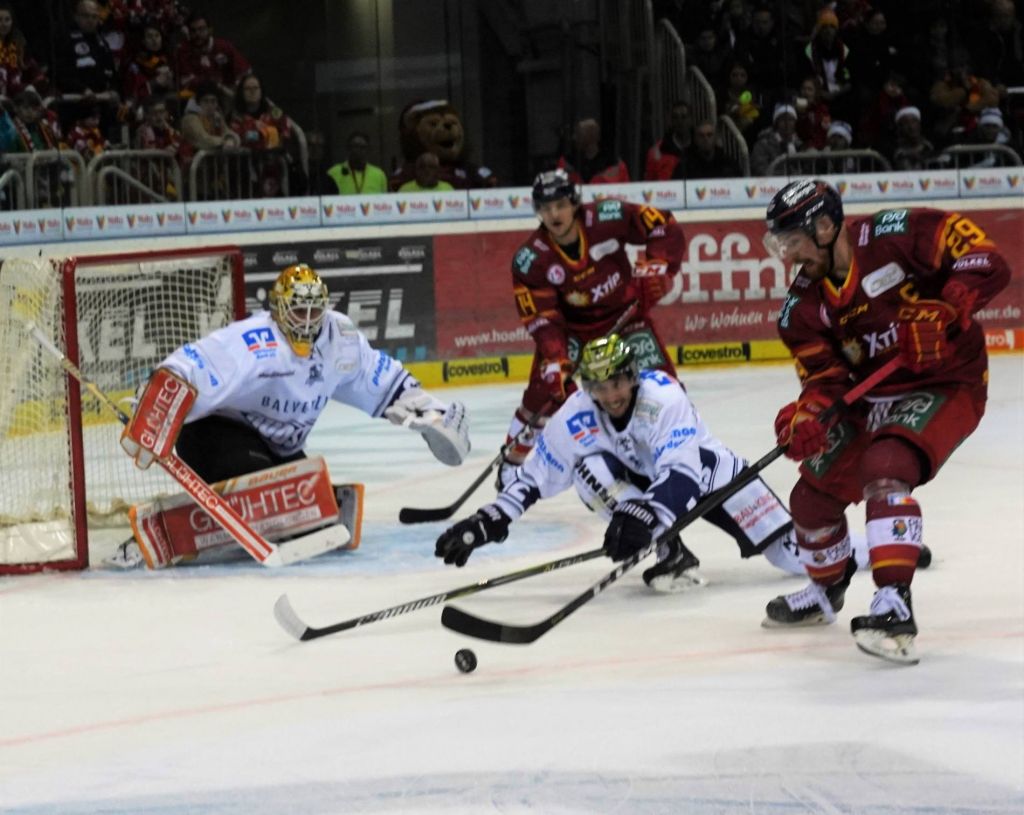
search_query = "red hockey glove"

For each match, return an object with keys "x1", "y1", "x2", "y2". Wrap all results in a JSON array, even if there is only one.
[
  {"x1": 897, "y1": 298, "x2": 959, "y2": 373},
  {"x1": 775, "y1": 396, "x2": 831, "y2": 461},
  {"x1": 120, "y1": 368, "x2": 196, "y2": 469},
  {"x1": 635, "y1": 258, "x2": 672, "y2": 309},
  {"x1": 941, "y1": 279, "x2": 978, "y2": 331},
  {"x1": 540, "y1": 357, "x2": 574, "y2": 403}
]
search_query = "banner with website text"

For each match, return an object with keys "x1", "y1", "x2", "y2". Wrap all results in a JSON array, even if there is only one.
[{"x1": 432, "y1": 208, "x2": 1024, "y2": 361}]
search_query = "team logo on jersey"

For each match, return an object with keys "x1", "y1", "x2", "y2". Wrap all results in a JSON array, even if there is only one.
[
  {"x1": 891, "y1": 519, "x2": 908, "y2": 540},
  {"x1": 596, "y1": 199, "x2": 624, "y2": 221},
  {"x1": 861, "y1": 262, "x2": 906, "y2": 298},
  {"x1": 546, "y1": 265, "x2": 566, "y2": 285},
  {"x1": 841, "y1": 338, "x2": 865, "y2": 366},
  {"x1": 778, "y1": 294, "x2": 800, "y2": 328},
  {"x1": 242, "y1": 327, "x2": 279, "y2": 359},
  {"x1": 306, "y1": 363, "x2": 324, "y2": 385},
  {"x1": 566, "y1": 410, "x2": 600, "y2": 447},
  {"x1": 514, "y1": 247, "x2": 537, "y2": 275},
  {"x1": 872, "y1": 209, "x2": 909, "y2": 237},
  {"x1": 565, "y1": 290, "x2": 590, "y2": 306}
]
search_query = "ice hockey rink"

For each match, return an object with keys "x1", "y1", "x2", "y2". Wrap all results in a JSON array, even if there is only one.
[{"x1": 1, "y1": 357, "x2": 1022, "y2": 814}]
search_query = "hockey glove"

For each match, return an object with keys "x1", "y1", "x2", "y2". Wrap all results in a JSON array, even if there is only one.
[
  {"x1": 897, "y1": 298, "x2": 958, "y2": 373},
  {"x1": 435, "y1": 504, "x2": 512, "y2": 567},
  {"x1": 603, "y1": 500, "x2": 658, "y2": 561},
  {"x1": 540, "y1": 357, "x2": 574, "y2": 403},
  {"x1": 120, "y1": 368, "x2": 196, "y2": 469},
  {"x1": 775, "y1": 395, "x2": 831, "y2": 461},
  {"x1": 385, "y1": 389, "x2": 471, "y2": 466},
  {"x1": 634, "y1": 258, "x2": 672, "y2": 309},
  {"x1": 941, "y1": 279, "x2": 978, "y2": 331}
]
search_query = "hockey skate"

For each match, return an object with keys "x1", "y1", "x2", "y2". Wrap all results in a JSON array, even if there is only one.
[
  {"x1": 762, "y1": 558, "x2": 856, "y2": 627},
  {"x1": 642, "y1": 537, "x2": 705, "y2": 592},
  {"x1": 850, "y1": 583, "x2": 919, "y2": 665}
]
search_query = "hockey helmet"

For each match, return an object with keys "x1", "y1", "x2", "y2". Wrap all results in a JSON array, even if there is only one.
[
  {"x1": 532, "y1": 168, "x2": 580, "y2": 210},
  {"x1": 577, "y1": 334, "x2": 638, "y2": 389},
  {"x1": 269, "y1": 264, "x2": 329, "y2": 357},
  {"x1": 764, "y1": 179, "x2": 844, "y2": 260}
]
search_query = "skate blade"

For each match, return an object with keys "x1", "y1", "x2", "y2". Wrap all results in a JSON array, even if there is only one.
[
  {"x1": 647, "y1": 569, "x2": 707, "y2": 593},
  {"x1": 761, "y1": 612, "x2": 831, "y2": 629},
  {"x1": 853, "y1": 630, "x2": 920, "y2": 665}
]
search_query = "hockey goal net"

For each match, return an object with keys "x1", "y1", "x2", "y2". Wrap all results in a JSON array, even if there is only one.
[{"x1": 0, "y1": 246, "x2": 245, "y2": 574}]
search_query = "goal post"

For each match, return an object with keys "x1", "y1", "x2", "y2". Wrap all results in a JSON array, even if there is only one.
[{"x1": 0, "y1": 246, "x2": 246, "y2": 574}]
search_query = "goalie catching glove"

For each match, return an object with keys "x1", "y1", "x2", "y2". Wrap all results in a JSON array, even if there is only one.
[
  {"x1": 435, "y1": 504, "x2": 511, "y2": 566},
  {"x1": 384, "y1": 387, "x2": 470, "y2": 466},
  {"x1": 120, "y1": 368, "x2": 196, "y2": 469}
]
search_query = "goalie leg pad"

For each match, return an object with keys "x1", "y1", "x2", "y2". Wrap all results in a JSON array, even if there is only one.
[
  {"x1": 334, "y1": 483, "x2": 365, "y2": 550},
  {"x1": 129, "y1": 457, "x2": 341, "y2": 568}
]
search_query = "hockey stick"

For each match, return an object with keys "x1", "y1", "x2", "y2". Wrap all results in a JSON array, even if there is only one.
[
  {"x1": 441, "y1": 354, "x2": 905, "y2": 644},
  {"x1": 25, "y1": 322, "x2": 348, "y2": 568},
  {"x1": 273, "y1": 546, "x2": 606, "y2": 641},
  {"x1": 399, "y1": 302, "x2": 642, "y2": 524}
]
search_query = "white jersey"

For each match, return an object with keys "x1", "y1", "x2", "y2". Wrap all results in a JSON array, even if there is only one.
[
  {"x1": 160, "y1": 310, "x2": 411, "y2": 456},
  {"x1": 497, "y1": 369, "x2": 731, "y2": 527}
]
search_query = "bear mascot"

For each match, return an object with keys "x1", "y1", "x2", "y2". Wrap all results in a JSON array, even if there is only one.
[{"x1": 390, "y1": 99, "x2": 497, "y2": 190}]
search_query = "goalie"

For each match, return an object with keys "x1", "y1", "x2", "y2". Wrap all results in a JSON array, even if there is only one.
[{"x1": 113, "y1": 263, "x2": 471, "y2": 568}]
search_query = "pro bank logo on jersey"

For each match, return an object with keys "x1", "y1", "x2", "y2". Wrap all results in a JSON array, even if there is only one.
[
  {"x1": 872, "y1": 209, "x2": 909, "y2": 238},
  {"x1": 566, "y1": 410, "x2": 599, "y2": 447},
  {"x1": 242, "y1": 327, "x2": 279, "y2": 359}
]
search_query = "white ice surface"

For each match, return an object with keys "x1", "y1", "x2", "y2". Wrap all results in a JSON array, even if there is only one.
[{"x1": 1, "y1": 358, "x2": 1022, "y2": 814}]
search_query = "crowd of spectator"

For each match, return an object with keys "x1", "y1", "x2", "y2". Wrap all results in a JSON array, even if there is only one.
[{"x1": 0, "y1": 0, "x2": 304, "y2": 200}]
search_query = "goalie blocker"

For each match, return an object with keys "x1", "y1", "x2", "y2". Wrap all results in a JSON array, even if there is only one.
[{"x1": 129, "y1": 457, "x2": 363, "y2": 568}]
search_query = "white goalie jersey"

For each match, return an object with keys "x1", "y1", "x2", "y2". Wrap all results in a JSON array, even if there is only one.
[{"x1": 160, "y1": 310, "x2": 413, "y2": 457}]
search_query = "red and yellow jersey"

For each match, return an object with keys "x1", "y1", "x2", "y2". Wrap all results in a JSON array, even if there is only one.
[
  {"x1": 510, "y1": 199, "x2": 685, "y2": 360},
  {"x1": 779, "y1": 207, "x2": 1011, "y2": 400}
]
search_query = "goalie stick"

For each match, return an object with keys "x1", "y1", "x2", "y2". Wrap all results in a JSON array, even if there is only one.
[
  {"x1": 25, "y1": 321, "x2": 348, "y2": 568},
  {"x1": 398, "y1": 302, "x2": 641, "y2": 524},
  {"x1": 273, "y1": 546, "x2": 606, "y2": 640},
  {"x1": 441, "y1": 354, "x2": 905, "y2": 644}
]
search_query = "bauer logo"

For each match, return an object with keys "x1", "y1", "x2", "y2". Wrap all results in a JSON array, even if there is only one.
[{"x1": 442, "y1": 357, "x2": 510, "y2": 383}]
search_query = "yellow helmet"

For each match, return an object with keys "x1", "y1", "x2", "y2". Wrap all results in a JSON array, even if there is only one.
[
  {"x1": 268, "y1": 264, "x2": 329, "y2": 357},
  {"x1": 577, "y1": 334, "x2": 638, "y2": 388}
]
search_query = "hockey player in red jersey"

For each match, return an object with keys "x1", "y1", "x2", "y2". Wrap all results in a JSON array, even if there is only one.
[
  {"x1": 762, "y1": 179, "x2": 1010, "y2": 663},
  {"x1": 499, "y1": 168, "x2": 685, "y2": 486}
]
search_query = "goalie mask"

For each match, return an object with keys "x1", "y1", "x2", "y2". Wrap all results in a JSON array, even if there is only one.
[
  {"x1": 577, "y1": 334, "x2": 638, "y2": 390},
  {"x1": 269, "y1": 264, "x2": 329, "y2": 357}
]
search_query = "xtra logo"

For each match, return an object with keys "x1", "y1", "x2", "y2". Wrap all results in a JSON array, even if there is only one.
[{"x1": 442, "y1": 358, "x2": 510, "y2": 382}]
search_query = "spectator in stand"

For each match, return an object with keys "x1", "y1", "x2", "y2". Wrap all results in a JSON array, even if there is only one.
[
  {"x1": 327, "y1": 131, "x2": 389, "y2": 194},
  {"x1": 558, "y1": 118, "x2": 630, "y2": 184},
  {"x1": 643, "y1": 100, "x2": 692, "y2": 180},
  {"x1": 0, "y1": 2, "x2": 42, "y2": 100},
  {"x1": 54, "y1": 0, "x2": 120, "y2": 128},
  {"x1": 801, "y1": 8, "x2": 855, "y2": 123},
  {"x1": 967, "y1": 0, "x2": 1024, "y2": 98},
  {"x1": 689, "y1": 25, "x2": 732, "y2": 89},
  {"x1": 822, "y1": 120, "x2": 858, "y2": 172},
  {"x1": 720, "y1": 60, "x2": 763, "y2": 142},
  {"x1": 859, "y1": 70, "x2": 912, "y2": 157},
  {"x1": 398, "y1": 151, "x2": 454, "y2": 192},
  {"x1": 929, "y1": 61, "x2": 1000, "y2": 147},
  {"x1": 174, "y1": 12, "x2": 249, "y2": 98},
  {"x1": 179, "y1": 80, "x2": 238, "y2": 158},
  {"x1": 0, "y1": 87, "x2": 61, "y2": 152},
  {"x1": 134, "y1": 95, "x2": 180, "y2": 152},
  {"x1": 794, "y1": 75, "x2": 832, "y2": 149},
  {"x1": 67, "y1": 102, "x2": 110, "y2": 159},
  {"x1": 969, "y1": 107, "x2": 1019, "y2": 165},
  {"x1": 733, "y1": 4, "x2": 786, "y2": 100},
  {"x1": 672, "y1": 119, "x2": 741, "y2": 179},
  {"x1": 231, "y1": 72, "x2": 297, "y2": 197},
  {"x1": 891, "y1": 106, "x2": 936, "y2": 170},
  {"x1": 751, "y1": 103, "x2": 803, "y2": 175},
  {"x1": 847, "y1": 7, "x2": 899, "y2": 105},
  {"x1": 93, "y1": 0, "x2": 131, "y2": 69},
  {"x1": 122, "y1": 21, "x2": 172, "y2": 104}
]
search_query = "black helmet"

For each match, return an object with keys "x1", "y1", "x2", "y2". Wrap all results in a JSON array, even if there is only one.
[
  {"x1": 532, "y1": 168, "x2": 580, "y2": 210},
  {"x1": 765, "y1": 179, "x2": 844, "y2": 237}
]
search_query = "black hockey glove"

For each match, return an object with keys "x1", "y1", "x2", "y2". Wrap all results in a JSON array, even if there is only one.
[
  {"x1": 604, "y1": 500, "x2": 658, "y2": 561},
  {"x1": 435, "y1": 504, "x2": 512, "y2": 567}
]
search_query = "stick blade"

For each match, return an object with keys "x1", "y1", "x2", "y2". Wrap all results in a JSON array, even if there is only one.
[
  {"x1": 440, "y1": 604, "x2": 547, "y2": 644},
  {"x1": 399, "y1": 506, "x2": 455, "y2": 524},
  {"x1": 273, "y1": 594, "x2": 314, "y2": 641}
]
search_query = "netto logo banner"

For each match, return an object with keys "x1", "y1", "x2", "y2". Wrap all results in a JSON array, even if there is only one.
[
  {"x1": 398, "y1": 245, "x2": 427, "y2": 260},
  {"x1": 272, "y1": 251, "x2": 298, "y2": 265},
  {"x1": 677, "y1": 343, "x2": 750, "y2": 364},
  {"x1": 313, "y1": 248, "x2": 341, "y2": 263},
  {"x1": 345, "y1": 247, "x2": 383, "y2": 261},
  {"x1": 442, "y1": 357, "x2": 510, "y2": 382}
]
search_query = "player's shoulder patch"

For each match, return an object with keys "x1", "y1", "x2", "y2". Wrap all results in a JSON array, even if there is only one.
[
  {"x1": 777, "y1": 292, "x2": 802, "y2": 329},
  {"x1": 513, "y1": 244, "x2": 540, "y2": 276},
  {"x1": 594, "y1": 198, "x2": 625, "y2": 221},
  {"x1": 871, "y1": 208, "x2": 910, "y2": 238}
]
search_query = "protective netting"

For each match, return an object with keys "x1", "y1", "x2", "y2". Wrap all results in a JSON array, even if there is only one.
[{"x1": 0, "y1": 251, "x2": 239, "y2": 567}]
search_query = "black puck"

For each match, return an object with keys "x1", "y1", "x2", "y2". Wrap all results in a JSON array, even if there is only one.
[{"x1": 454, "y1": 648, "x2": 477, "y2": 673}]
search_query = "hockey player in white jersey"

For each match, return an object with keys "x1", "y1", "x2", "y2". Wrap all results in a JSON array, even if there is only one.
[
  {"x1": 435, "y1": 334, "x2": 804, "y2": 591},
  {"x1": 115, "y1": 263, "x2": 470, "y2": 568}
]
